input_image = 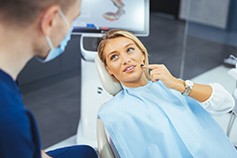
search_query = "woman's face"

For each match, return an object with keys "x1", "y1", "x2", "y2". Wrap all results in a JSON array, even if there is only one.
[{"x1": 103, "y1": 37, "x2": 147, "y2": 87}]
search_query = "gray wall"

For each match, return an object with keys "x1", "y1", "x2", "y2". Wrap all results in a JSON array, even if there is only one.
[
  {"x1": 18, "y1": 35, "x2": 81, "y2": 93},
  {"x1": 179, "y1": 0, "x2": 230, "y2": 29}
]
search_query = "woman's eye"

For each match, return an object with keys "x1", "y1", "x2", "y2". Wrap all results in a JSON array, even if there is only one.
[
  {"x1": 110, "y1": 54, "x2": 118, "y2": 61},
  {"x1": 127, "y1": 47, "x2": 135, "y2": 53}
]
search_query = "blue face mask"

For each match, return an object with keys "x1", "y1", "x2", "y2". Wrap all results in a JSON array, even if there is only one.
[{"x1": 38, "y1": 10, "x2": 73, "y2": 63}]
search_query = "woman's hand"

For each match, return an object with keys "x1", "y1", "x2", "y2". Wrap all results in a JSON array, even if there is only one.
[
  {"x1": 142, "y1": 64, "x2": 179, "y2": 89},
  {"x1": 142, "y1": 64, "x2": 213, "y2": 102}
]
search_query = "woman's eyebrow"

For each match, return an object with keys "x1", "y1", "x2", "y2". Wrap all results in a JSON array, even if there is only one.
[
  {"x1": 106, "y1": 43, "x2": 134, "y2": 57},
  {"x1": 107, "y1": 51, "x2": 117, "y2": 58},
  {"x1": 124, "y1": 43, "x2": 134, "y2": 48}
]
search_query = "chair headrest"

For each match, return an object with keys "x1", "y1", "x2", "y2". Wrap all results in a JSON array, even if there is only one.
[{"x1": 95, "y1": 55, "x2": 122, "y2": 96}]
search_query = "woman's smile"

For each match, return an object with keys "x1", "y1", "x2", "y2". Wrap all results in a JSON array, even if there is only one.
[{"x1": 123, "y1": 65, "x2": 136, "y2": 72}]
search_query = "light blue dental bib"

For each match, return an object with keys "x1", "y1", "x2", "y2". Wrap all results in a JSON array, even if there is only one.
[{"x1": 98, "y1": 81, "x2": 237, "y2": 158}]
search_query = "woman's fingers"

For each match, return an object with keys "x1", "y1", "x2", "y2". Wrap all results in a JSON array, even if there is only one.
[
  {"x1": 142, "y1": 64, "x2": 177, "y2": 88},
  {"x1": 150, "y1": 74, "x2": 160, "y2": 82},
  {"x1": 142, "y1": 64, "x2": 164, "y2": 70},
  {"x1": 142, "y1": 64, "x2": 167, "y2": 79}
]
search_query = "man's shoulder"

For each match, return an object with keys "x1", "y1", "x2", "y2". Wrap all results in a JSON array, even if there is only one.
[
  {"x1": 0, "y1": 76, "x2": 22, "y2": 106},
  {"x1": 0, "y1": 75, "x2": 19, "y2": 96}
]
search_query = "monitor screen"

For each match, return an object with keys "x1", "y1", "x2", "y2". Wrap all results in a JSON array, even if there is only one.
[{"x1": 72, "y1": 0, "x2": 150, "y2": 37}]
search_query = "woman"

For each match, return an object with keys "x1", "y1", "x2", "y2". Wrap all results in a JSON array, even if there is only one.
[
  {"x1": 0, "y1": 0, "x2": 97, "y2": 158},
  {"x1": 97, "y1": 29, "x2": 237, "y2": 158}
]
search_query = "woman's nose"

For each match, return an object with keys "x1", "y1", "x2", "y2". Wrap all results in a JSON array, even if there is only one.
[{"x1": 121, "y1": 54, "x2": 131, "y2": 65}]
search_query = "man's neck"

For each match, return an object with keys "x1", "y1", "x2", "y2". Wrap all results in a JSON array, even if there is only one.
[{"x1": 0, "y1": 26, "x2": 34, "y2": 80}]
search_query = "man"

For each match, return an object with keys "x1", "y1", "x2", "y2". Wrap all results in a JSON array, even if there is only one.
[{"x1": 0, "y1": 0, "x2": 97, "y2": 157}]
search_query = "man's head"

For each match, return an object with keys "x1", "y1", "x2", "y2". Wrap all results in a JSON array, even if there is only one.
[
  {"x1": 0, "y1": 0, "x2": 81, "y2": 80},
  {"x1": 0, "y1": 0, "x2": 81, "y2": 60},
  {"x1": 0, "y1": 0, "x2": 79, "y2": 27}
]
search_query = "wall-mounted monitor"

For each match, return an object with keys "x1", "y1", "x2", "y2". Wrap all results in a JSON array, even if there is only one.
[{"x1": 72, "y1": 0, "x2": 150, "y2": 37}]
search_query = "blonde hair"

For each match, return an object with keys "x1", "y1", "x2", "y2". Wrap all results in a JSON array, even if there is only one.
[{"x1": 97, "y1": 29, "x2": 149, "y2": 79}]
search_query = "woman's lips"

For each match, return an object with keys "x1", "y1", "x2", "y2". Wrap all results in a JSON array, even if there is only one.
[{"x1": 124, "y1": 65, "x2": 136, "y2": 72}]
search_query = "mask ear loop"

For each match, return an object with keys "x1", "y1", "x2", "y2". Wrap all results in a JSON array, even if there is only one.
[
  {"x1": 44, "y1": 10, "x2": 69, "y2": 50},
  {"x1": 58, "y1": 9, "x2": 70, "y2": 29},
  {"x1": 45, "y1": 36, "x2": 55, "y2": 49}
]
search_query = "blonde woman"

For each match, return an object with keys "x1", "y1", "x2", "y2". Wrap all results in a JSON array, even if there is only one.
[{"x1": 97, "y1": 29, "x2": 237, "y2": 158}]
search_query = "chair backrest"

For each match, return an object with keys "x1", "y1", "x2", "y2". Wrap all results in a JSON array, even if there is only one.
[
  {"x1": 95, "y1": 55, "x2": 122, "y2": 96},
  {"x1": 95, "y1": 54, "x2": 122, "y2": 158}
]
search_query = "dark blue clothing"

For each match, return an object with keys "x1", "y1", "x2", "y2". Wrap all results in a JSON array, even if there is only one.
[
  {"x1": 0, "y1": 69, "x2": 97, "y2": 158},
  {"x1": 0, "y1": 69, "x2": 41, "y2": 158},
  {"x1": 47, "y1": 145, "x2": 98, "y2": 158}
]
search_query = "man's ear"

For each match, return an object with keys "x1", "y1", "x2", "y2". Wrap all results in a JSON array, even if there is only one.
[{"x1": 40, "y1": 5, "x2": 60, "y2": 36}]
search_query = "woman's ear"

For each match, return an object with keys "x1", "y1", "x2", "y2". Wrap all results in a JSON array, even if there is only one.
[
  {"x1": 106, "y1": 66, "x2": 113, "y2": 75},
  {"x1": 106, "y1": 66, "x2": 118, "y2": 80},
  {"x1": 142, "y1": 52, "x2": 146, "y2": 64}
]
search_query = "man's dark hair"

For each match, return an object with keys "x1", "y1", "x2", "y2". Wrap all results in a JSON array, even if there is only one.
[{"x1": 0, "y1": 0, "x2": 76, "y2": 27}]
